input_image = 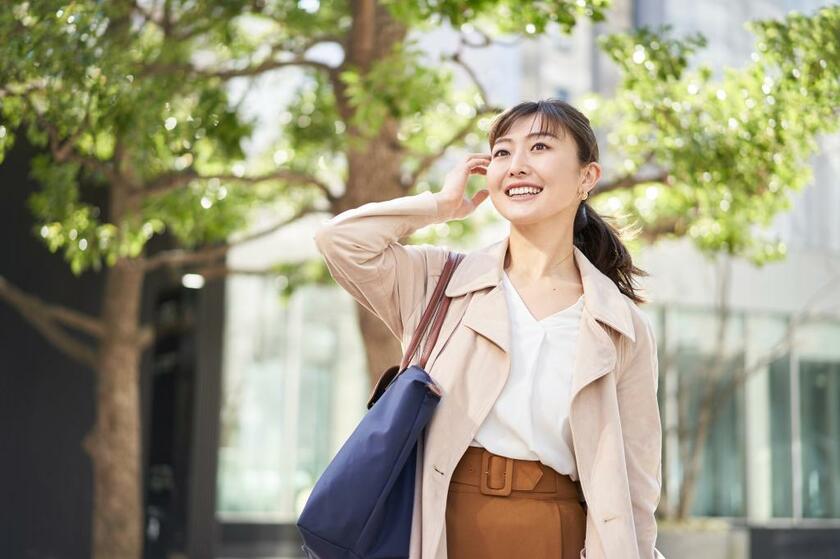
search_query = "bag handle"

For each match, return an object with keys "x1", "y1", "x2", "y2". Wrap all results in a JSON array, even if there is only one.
[
  {"x1": 400, "y1": 251, "x2": 465, "y2": 372},
  {"x1": 366, "y1": 251, "x2": 464, "y2": 409}
]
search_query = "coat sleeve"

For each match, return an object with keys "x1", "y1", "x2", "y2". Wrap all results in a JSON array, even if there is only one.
[
  {"x1": 617, "y1": 312, "x2": 666, "y2": 559},
  {"x1": 312, "y1": 190, "x2": 449, "y2": 344}
]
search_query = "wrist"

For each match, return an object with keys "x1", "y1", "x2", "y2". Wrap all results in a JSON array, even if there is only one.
[{"x1": 432, "y1": 193, "x2": 457, "y2": 221}]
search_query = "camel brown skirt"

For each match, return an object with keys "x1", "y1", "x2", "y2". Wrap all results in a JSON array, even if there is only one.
[{"x1": 445, "y1": 446, "x2": 587, "y2": 558}]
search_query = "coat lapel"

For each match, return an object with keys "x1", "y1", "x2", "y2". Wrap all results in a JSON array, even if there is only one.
[
  {"x1": 459, "y1": 285, "x2": 509, "y2": 353},
  {"x1": 444, "y1": 234, "x2": 636, "y2": 399}
]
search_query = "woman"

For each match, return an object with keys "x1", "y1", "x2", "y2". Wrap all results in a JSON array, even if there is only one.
[{"x1": 313, "y1": 99, "x2": 664, "y2": 559}]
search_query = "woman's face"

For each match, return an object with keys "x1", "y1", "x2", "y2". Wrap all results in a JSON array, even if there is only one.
[{"x1": 486, "y1": 115, "x2": 592, "y2": 226}]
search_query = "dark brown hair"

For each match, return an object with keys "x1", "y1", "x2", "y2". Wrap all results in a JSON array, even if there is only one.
[{"x1": 488, "y1": 98, "x2": 648, "y2": 304}]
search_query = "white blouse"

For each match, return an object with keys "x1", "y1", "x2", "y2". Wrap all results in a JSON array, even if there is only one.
[{"x1": 468, "y1": 270, "x2": 584, "y2": 481}]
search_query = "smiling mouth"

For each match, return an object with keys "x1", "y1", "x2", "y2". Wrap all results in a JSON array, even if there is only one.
[{"x1": 505, "y1": 186, "x2": 544, "y2": 198}]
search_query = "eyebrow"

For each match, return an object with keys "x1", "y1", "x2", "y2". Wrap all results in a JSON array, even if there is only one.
[{"x1": 494, "y1": 131, "x2": 560, "y2": 145}]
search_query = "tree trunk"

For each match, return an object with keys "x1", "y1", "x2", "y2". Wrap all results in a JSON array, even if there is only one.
[
  {"x1": 357, "y1": 302, "x2": 404, "y2": 388},
  {"x1": 675, "y1": 258, "x2": 732, "y2": 519},
  {"x1": 83, "y1": 259, "x2": 146, "y2": 559},
  {"x1": 676, "y1": 402, "x2": 713, "y2": 518},
  {"x1": 339, "y1": 2, "x2": 411, "y2": 388}
]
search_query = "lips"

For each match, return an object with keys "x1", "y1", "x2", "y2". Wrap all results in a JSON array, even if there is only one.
[
  {"x1": 504, "y1": 182, "x2": 544, "y2": 196},
  {"x1": 505, "y1": 185, "x2": 544, "y2": 199}
]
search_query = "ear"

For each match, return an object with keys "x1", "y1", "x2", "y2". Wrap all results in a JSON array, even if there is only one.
[{"x1": 580, "y1": 162, "x2": 601, "y2": 193}]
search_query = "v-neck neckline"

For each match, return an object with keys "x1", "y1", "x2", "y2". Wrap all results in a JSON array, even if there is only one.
[{"x1": 502, "y1": 270, "x2": 584, "y2": 325}]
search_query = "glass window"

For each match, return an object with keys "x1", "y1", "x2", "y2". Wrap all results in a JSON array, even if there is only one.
[
  {"x1": 799, "y1": 359, "x2": 840, "y2": 518},
  {"x1": 217, "y1": 278, "x2": 369, "y2": 521},
  {"x1": 745, "y1": 314, "x2": 793, "y2": 519},
  {"x1": 768, "y1": 355, "x2": 793, "y2": 517},
  {"x1": 669, "y1": 309, "x2": 746, "y2": 517},
  {"x1": 797, "y1": 319, "x2": 840, "y2": 519},
  {"x1": 642, "y1": 308, "x2": 667, "y2": 462}
]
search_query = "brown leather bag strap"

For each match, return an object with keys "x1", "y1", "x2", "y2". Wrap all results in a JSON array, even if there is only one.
[
  {"x1": 399, "y1": 251, "x2": 464, "y2": 372},
  {"x1": 418, "y1": 292, "x2": 454, "y2": 370}
]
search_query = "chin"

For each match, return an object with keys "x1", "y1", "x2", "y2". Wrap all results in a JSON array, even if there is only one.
[
  {"x1": 494, "y1": 200, "x2": 576, "y2": 227},
  {"x1": 505, "y1": 214, "x2": 551, "y2": 226}
]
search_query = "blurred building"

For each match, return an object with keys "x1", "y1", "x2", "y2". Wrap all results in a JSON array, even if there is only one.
[
  {"x1": 634, "y1": 0, "x2": 840, "y2": 530},
  {"x1": 215, "y1": 1, "x2": 840, "y2": 558}
]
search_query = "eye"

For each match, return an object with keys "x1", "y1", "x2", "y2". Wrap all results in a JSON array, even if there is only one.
[{"x1": 493, "y1": 142, "x2": 549, "y2": 157}]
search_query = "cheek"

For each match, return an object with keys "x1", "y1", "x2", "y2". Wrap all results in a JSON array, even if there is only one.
[
  {"x1": 544, "y1": 162, "x2": 581, "y2": 190},
  {"x1": 486, "y1": 162, "x2": 504, "y2": 184}
]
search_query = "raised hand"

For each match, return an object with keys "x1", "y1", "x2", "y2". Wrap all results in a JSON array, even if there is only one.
[{"x1": 434, "y1": 153, "x2": 491, "y2": 221}]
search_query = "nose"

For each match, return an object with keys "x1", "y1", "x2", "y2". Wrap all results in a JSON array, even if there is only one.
[{"x1": 507, "y1": 151, "x2": 530, "y2": 177}]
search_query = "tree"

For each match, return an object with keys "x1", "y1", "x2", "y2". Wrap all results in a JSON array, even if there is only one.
[
  {"x1": 0, "y1": 1, "x2": 837, "y2": 557},
  {"x1": 0, "y1": 1, "x2": 610, "y2": 558},
  {"x1": 660, "y1": 257, "x2": 840, "y2": 520},
  {"x1": 584, "y1": 6, "x2": 839, "y2": 520},
  {"x1": 588, "y1": 7, "x2": 839, "y2": 263}
]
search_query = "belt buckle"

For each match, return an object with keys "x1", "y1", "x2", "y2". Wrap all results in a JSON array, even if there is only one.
[{"x1": 480, "y1": 450, "x2": 513, "y2": 497}]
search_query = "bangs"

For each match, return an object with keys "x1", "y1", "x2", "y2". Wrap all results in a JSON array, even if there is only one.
[
  {"x1": 486, "y1": 98, "x2": 599, "y2": 163},
  {"x1": 488, "y1": 101, "x2": 571, "y2": 148}
]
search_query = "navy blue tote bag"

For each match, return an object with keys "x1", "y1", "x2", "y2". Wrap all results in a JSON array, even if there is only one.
[{"x1": 297, "y1": 251, "x2": 465, "y2": 559}]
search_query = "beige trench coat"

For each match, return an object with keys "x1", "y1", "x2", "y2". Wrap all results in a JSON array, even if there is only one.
[{"x1": 313, "y1": 190, "x2": 665, "y2": 559}]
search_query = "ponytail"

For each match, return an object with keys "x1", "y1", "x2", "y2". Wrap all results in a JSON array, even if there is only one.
[{"x1": 574, "y1": 202, "x2": 648, "y2": 304}]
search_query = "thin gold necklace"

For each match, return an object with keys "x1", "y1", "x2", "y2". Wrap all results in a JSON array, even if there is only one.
[{"x1": 552, "y1": 249, "x2": 574, "y2": 269}]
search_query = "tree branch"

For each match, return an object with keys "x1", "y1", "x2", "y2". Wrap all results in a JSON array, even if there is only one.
[
  {"x1": 458, "y1": 25, "x2": 520, "y2": 49},
  {"x1": 446, "y1": 28, "x2": 514, "y2": 107},
  {"x1": 403, "y1": 109, "x2": 497, "y2": 190},
  {"x1": 0, "y1": 276, "x2": 100, "y2": 368},
  {"x1": 188, "y1": 264, "x2": 282, "y2": 281},
  {"x1": 142, "y1": 204, "x2": 322, "y2": 271},
  {"x1": 637, "y1": 216, "x2": 684, "y2": 242},
  {"x1": 597, "y1": 169, "x2": 671, "y2": 194},
  {"x1": 459, "y1": 27, "x2": 492, "y2": 48},
  {"x1": 722, "y1": 271, "x2": 840, "y2": 397},
  {"x1": 449, "y1": 51, "x2": 492, "y2": 106},
  {"x1": 29, "y1": 101, "x2": 119, "y2": 185},
  {"x1": 400, "y1": 33, "x2": 507, "y2": 191},
  {"x1": 197, "y1": 56, "x2": 338, "y2": 80},
  {"x1": 138, "y1": 35, "x2": 342, "y2": 85},
  {"x1": 133, "y1": 167, "x2": 336, "y2": 205},
  {"x1": 596, "y1": 153, "x2": 671, "y2": 194}
]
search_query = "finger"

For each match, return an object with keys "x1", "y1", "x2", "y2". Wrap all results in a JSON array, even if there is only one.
[
  {"x1": 465, "y1": 162, "x2": 489, "y2": 172},
  {"x1": 465, "y1": 153, "x2": 492, "y2": 161},
  {"x1": 471, "y1": 189, "x2": 490, "y2": 205}
]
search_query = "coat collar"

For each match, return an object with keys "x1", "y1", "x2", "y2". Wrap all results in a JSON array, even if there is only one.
[{"x1": 444, "y1": 235, "x2": 636, "y2": 344}]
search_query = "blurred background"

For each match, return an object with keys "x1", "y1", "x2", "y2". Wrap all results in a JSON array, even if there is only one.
[{"x1": 1, "y1": 1, "x2": 838, "y2": 558}]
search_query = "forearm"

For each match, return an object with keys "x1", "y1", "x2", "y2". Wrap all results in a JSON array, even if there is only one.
[
  {"x1": 312, "y1": 191, "x2": 452, "y2": 342},
  {"x1": 314, "y1": 191, "x2": 450, "y2": 265}
]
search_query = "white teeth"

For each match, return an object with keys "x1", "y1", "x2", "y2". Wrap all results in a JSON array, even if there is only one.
[{"x1": 507, "y1": 186, "x2": 542, "y2": 196}]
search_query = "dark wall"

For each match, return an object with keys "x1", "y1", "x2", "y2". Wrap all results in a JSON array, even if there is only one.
[
  {"x1": 0, "y1": 136, "x2": 224, "y2": 559},
  {"x1": 750, "y1": 527, "x2": 840, "y2": 559},
  {"x1": 0, "y1": 137, "x2": 99, "y2": 559}
]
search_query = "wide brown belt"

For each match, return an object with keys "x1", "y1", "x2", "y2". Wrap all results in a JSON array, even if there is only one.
[{"x1": 451, "y1": 446, "x2": 586, "y2": 504}]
